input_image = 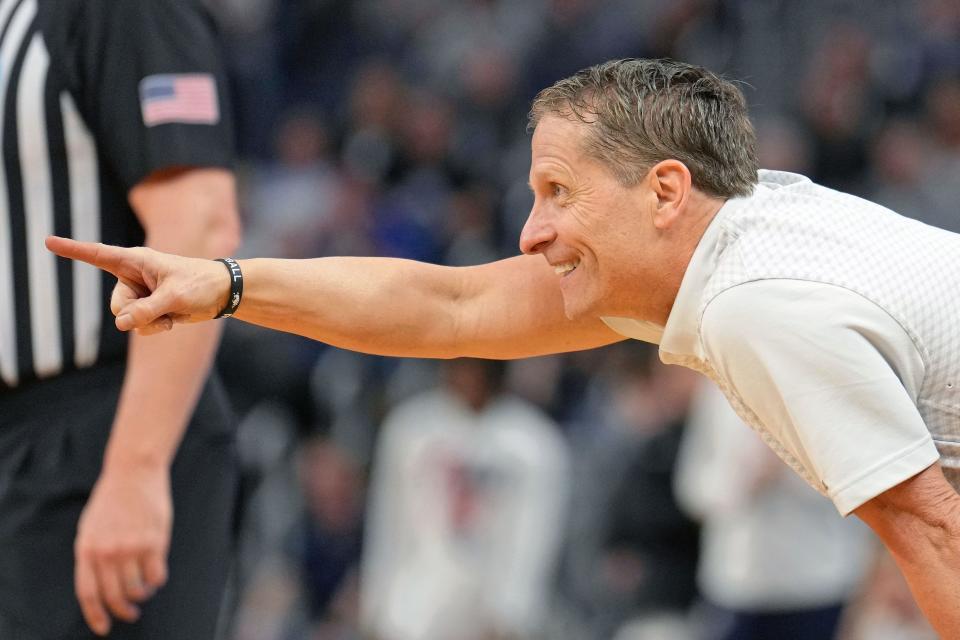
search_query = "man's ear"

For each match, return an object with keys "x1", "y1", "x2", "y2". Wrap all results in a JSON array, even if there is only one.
[{"x1": 647, "y1": 160, "x2": 692, "y2": 230}]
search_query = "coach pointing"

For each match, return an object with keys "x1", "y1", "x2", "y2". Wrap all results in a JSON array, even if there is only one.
[{"x1": 49, "y1": 58, "x2": 960, "y2": 638}]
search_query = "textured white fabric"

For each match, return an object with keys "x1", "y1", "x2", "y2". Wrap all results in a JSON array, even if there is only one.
[
  {"x1": 701, "y1": 279, "x2": 938, "y2": 514},
  {"x1": 605, "y1": 170, "x2": 960, "y2": 514}
]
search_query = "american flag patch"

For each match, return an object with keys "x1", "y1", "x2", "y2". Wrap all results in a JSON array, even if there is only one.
[{"x1": 139, "y1": 73, "x2": 220, "y2": 127}]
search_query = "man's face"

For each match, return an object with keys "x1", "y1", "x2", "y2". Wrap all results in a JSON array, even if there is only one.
[{"x1": 521, "y1": 115, "x2": 658, "y2": 320}]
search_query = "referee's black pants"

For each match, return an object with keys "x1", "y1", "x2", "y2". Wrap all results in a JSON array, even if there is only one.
[{"x1": 0, "y1": 362, "x2": 239, "y2": 639}]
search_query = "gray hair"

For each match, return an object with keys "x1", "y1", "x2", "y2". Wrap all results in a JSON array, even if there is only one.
[{"x1": 529, "y1": 58, "x2": 759, "y2": 199}]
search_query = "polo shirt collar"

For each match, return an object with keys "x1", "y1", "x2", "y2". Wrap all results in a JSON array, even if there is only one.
[{"x1": 658, "y1": 202, "x2": 729, "y2": 363}]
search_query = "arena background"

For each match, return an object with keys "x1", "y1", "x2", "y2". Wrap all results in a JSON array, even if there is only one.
[{"x1": 202, "y1": 1, "x2": 959, "y2": 638}]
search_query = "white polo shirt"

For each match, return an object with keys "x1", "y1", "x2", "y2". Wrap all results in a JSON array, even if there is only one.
[
  {"x1": 603, "y1": 170, "x2": 960, "y2": 515},
  {"x1": 675, "y1": 382, "x2": 872, "y2": 610}
]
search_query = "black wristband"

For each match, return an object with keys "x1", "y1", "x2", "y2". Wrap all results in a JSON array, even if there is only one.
[{"x1": 214, "y1": 258, "x2": 243, "y2": 319}]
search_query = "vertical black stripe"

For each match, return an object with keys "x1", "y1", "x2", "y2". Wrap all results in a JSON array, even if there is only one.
[
  {"x1": 0, "y1": 0, "x2": 25, "y2": 43},
  {"x1": 46, "y1": 70, "x2": 73, "y2": 366},
  {"x1": 6, "y1": 21, "x2": 37, "y2": 379}
]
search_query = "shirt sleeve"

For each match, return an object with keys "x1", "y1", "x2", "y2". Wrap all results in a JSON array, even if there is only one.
[
  {"x1": 65, "y1": 0, "x2": 234, "y2": 190},
  {"x1": 700, "y1": 279, "x2": 939, "y2": 515}
]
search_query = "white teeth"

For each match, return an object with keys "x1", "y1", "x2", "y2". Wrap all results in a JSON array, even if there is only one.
[{"x1": 554, "y1": 262, "x2": 578, "y2": 275}]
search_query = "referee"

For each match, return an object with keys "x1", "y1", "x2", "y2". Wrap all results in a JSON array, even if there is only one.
[{"x1": 0, "y1": 1, "x2": 240, "y2": 638}]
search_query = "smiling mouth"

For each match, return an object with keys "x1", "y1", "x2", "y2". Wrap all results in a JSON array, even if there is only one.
[{"x1": 554, "y1": 261, "x2": 579, "y2": 277}]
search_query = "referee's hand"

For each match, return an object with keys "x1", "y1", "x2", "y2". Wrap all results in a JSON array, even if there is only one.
[
  {"x1": 45, "y1": 236, "x2": 230, "y2": 334},
  {"x1": 74, "y1": 465, "x2": 172, "y2": 635}
]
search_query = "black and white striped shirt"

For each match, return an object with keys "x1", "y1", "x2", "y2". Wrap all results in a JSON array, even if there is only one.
[{"x1": 0, "y1": 0, "x2": 233, "y2": 390}]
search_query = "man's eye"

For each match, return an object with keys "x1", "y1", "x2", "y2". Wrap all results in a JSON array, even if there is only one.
[{"x1": 552, "y1": 183, "x2": 566, "y2": 198}]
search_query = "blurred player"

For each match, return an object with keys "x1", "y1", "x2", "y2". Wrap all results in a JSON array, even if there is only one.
[{"x1": 361, "y1": 358, "x2": 569, "y2": 640}]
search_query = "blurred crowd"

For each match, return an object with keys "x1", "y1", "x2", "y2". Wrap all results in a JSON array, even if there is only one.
[{"x1": 200, "y1": 0, "x2": 959, "y2": 638}]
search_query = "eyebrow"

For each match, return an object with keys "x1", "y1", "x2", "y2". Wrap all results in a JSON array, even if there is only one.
[{"x1": 528, "y1": 171, "x2": 567, "y2": 191}]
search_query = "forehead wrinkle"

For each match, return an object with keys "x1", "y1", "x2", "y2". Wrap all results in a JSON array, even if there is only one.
[{"x1": 530, "y1": 157, "x2": 574, "y2": 183}]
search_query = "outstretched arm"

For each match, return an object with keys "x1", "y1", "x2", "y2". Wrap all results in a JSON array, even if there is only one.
[
  {"x1": 855, "y1": 462, "x2": 960, "y2": 639},
  {"x1": 45, "y1": 238, "x2": 623, "y2": 359}
]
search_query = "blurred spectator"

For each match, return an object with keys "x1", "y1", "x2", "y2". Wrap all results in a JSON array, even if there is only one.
[
  {"x1": 801, "y1": 22, "x2": 878, "y2": 192},
  {"x1": 296, "y1": 437, "x2": 366, "y2": 634},
  {"x1": 915, "y1": 0, "x2": 960, "y2": 77},
  {"x1": 918, "y1": 75, "x2": 960, "y2": 232},
  {"x1": 232, "y1": 436, "x2": 365, "y2": 640},
  {"x1": 753, "y1": 116, "x2": 813, "y2": 175},
  {"x1": 340, "y1": 60, "x2": 404, "y2": 185},
  {"x1": 561, "y1": 343, "x2": 701, "y2": 640},
  {"x1": 242, "y1": 107, "x2": 339, "y2": 258},
  {"x1": 443, "y1": 182, "x2": 502, "y2": 266},
  {"x1": 867, "y1": 109, "x2": 960, "y2": 234},
  {"x1": 675, "y1": 383, "x2": 872, "y2": 640},
  {"x1": 866, "y1": 118, "x2": 948, "y2": 230},
  {"x1": 360, "y1": 358, "x2": 570, "y2": 640}
]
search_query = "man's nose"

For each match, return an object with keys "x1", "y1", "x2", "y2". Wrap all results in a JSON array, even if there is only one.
[{"x1": 519, "y1": 208, "x2": 556, "y2": 255}]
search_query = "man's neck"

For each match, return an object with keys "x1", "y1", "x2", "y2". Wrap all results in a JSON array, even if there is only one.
[{"x1": 650, "y1": 196, "x2": 726, "y2": 326}]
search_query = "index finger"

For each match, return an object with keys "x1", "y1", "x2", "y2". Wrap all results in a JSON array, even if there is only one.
[{"x1": 45, "y1": 236, "x2": 139, "y2": 280}]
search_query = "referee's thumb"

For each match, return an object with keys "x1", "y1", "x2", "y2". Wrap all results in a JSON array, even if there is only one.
[{"x1": 115, "y1": 292, "x2": 172, "y2": 332}]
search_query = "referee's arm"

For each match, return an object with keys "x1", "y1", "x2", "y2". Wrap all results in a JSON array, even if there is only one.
[{"x1": 73, "y1": 167, "x2": 240, "y2": 636}]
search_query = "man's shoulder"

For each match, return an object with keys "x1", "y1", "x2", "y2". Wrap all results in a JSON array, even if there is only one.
[
  {"x1": 701, "y1": 279, "x2": 854, "y2": 347},
  {"x1": 700, "y1": 281, "x2": 783, "y2": 347},
  {"x1": 699, "y1": 278, "x2": 920, "y2": 372}
]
